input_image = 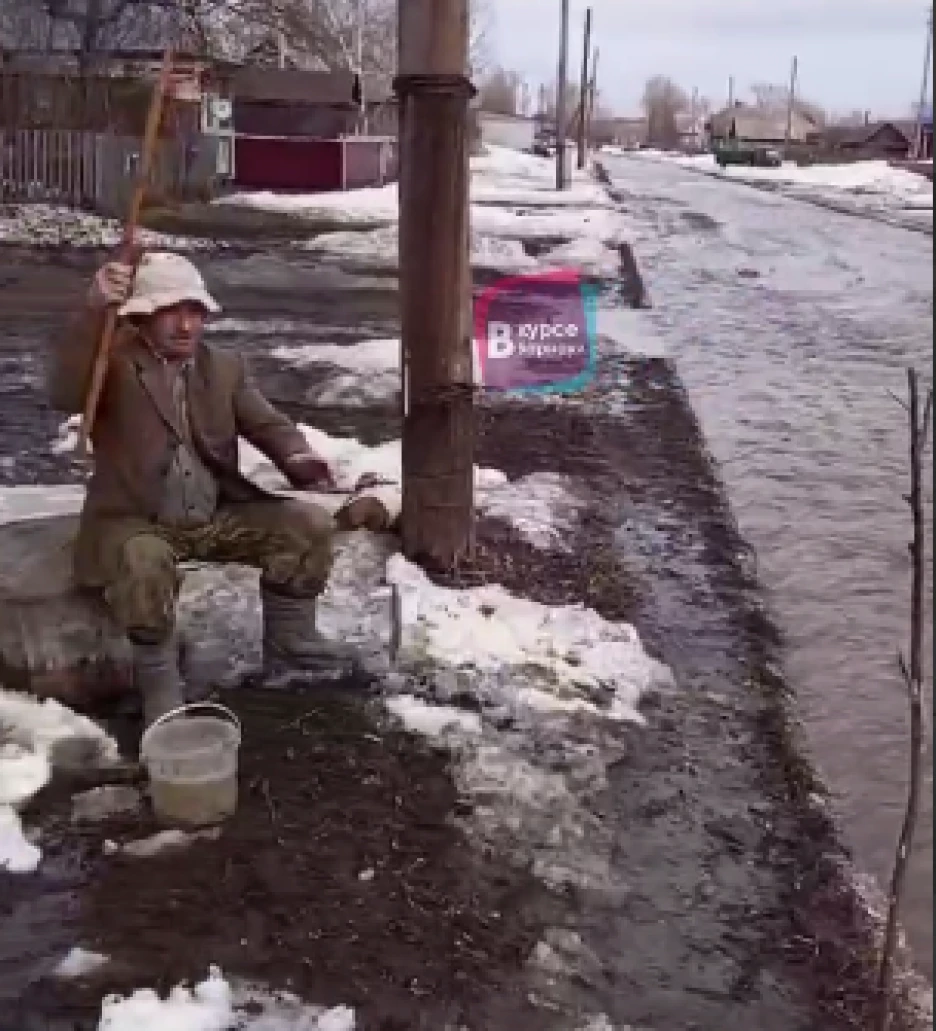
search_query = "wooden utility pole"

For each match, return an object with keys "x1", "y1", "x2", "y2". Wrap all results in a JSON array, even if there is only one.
[
  {"x1": 784, "y1": 55, "x2": 798, "y2": 153},
  {"x1": 354, "y1": 0, "x2": 367, "y2": 133},
  {"x1": 396, "y1": 0, "x2": 475, "y2": 570},
  {"x1": 913, "y1": 5, "x2": 933, "y2": 159},
  {"x1": 576, "y1": 7, "x2": 592, "y2": 168},
  {"x1": 555, "y1": 0, "x2": 570, "y2": 189},
  {"x1": 690, "y1": 85, "x2": 699, "y2": 150},
  {"x1": 586, "y1": 46, "x2": 599, "y2": 146}
]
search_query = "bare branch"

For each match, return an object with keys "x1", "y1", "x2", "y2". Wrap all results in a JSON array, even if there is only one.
[{"x1": 874, "y1": 366, "x2": 929, "y2": 1031}]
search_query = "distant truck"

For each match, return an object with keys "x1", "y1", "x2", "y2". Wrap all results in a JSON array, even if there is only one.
[{"x1": 712, "y1": 141, "x2": 782, "y2": 169}]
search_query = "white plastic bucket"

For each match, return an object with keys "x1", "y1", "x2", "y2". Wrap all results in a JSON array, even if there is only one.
[{"x1": 140, "y1": 702, "x2": 241, "y2": 828}]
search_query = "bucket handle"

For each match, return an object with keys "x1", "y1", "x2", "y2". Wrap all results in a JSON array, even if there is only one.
[{"x1": 140, "y1": 701, "x2": 242, "y2": 757}]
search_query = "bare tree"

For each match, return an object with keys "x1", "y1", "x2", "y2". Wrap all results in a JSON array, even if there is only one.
[
  {"x1": 642, "y1": 74, "x2": 688, "y2": 147},
  {"x1": 478, "y1": 66, "x2": 524, "y2": 116},
  {"x1": 468, "y1": 0, "x2": 492, "y2": 77},
  {"x1": 874, "y1": 369, "x2": 932, "y2": 1031},
  {"x1": 749, "y1": 80, "x2": 827, "y2": 127}
]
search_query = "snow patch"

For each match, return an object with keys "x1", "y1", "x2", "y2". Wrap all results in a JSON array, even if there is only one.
[
  {"x1": 0, "y1": 203, "x2": 212, "y2": 250},
  {"x1": 477, "y1": 471, "x2": 585, "y2": 551},
  {"x1": 214, "y1": 182, "x2": 398, "y2": 226},
  {"x1": 54, "y1": 946, "x2": 110, "y2": 978},
  {"x1": 385, "y1": 553, "x2": 664, "y2": 723},
  {"x1": 632, "y1": 150, "x2": 933, "y2": 217},
  {"x1": 384, "y1": 695, "x2": 482, "y2": 739},
  {"x1": 96, "y1": 966, "x2": 355, "y2": 1030},
  {"x1": 0, "y1": 688, "x2": 120, "y2": 872}
]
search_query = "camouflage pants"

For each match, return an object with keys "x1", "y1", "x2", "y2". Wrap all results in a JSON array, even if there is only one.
[{"x1": 101, "y1": 499, "x2": 334, "y2": 644}]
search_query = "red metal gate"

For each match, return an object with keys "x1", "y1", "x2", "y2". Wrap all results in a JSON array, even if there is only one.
[{"x1": 233, "y1": 135, "x2": 396, "y2": 192}]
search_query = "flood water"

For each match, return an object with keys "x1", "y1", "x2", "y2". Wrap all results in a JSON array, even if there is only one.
[{"x1": 606, "y1": 154, "x2": 934, "y2": 977}]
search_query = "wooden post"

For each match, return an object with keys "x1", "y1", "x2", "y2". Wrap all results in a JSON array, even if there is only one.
[
  {"x1": 783, "y1": 55, "x2": 798, "y2": 154},
  {"x1": 576, "y1": 7, "x2": 592, "y2": 169},
  {"x1": 555, "y1": 0, "x2": 570, "y2": 189},
  {"x1": 397, "y1": 0, "x2": 475, "y2": 570},
  {"x1": 913, "y1": 6, "x2": 933, "y2": 159},
  {"x1": 586, "y1": 47, "x2": 599, "y2": 146}
]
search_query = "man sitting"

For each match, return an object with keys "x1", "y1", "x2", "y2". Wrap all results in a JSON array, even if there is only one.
[{"x1": 47, "y1": 248, "x2": 351, "y2": 726}]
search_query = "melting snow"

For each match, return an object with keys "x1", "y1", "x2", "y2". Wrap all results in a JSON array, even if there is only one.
[
  {"x1": 96, "y1": 966, "x2": 355, "y2": 1030},
  {"x1": 0, "y1": 688, "x2": 120, "y2": 872},
  {"x1": 54, "y1": 946, "x2": 111, "y2": 978},
  {"x1": 631, "y1": 149, "x2": 933, "y2": 215},
  {"x1": 385, "y1": 553, "x2": 665, "y2": 723}
]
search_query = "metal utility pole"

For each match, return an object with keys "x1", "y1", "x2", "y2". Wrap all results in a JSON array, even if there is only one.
[
  {"x1": 690, "y1": 85, "x2": 699, "y2": 150},
  {"x1": 728, "y1": 75, "x2": 735, "y2": 107},
  {"x1": 913, "y1": 5, "x2": 933, "y2": 159},
  {"x1": 576, "y1": 7, "x2": 592, "y2": 168},
  {"x1": 396, "y1": 0, "x2": 475, "y2": 570},
  {"x1": 556, "y1": 0, "x2": 570, "y2": 189},
  {"x1": 783, "y1": 55, "x2": 799, "y2": 152}
]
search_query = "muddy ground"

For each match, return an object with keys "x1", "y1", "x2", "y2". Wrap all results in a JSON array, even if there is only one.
[{"x1": 0, "y1": 238, "x2": 919, "y2": 1030}]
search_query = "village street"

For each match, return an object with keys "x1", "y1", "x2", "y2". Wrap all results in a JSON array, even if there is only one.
[{"x1": 0, "y1": 148, "x2": 932, "y2": 1031}]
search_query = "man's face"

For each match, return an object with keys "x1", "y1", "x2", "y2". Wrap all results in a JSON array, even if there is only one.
[{"x1": 147, "y1": 301, "x2": 208, "y2": 361}]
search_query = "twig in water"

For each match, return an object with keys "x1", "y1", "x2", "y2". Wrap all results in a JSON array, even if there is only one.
[{"x1": 874, "y1": 367, "x2": 932, "y2": 1031}]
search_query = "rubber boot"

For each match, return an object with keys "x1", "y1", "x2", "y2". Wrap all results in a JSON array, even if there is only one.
[
  {"x1": 133, "y1": 637, "x2": 185, "y2": 728},
  {"x1": 261, "y1": 586, "x2": 360, "y2": 682}
]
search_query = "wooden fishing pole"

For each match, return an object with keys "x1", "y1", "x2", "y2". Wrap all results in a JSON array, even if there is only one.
[{"x1": 75, "y1": 48, "x2": 175, "y2": 457}]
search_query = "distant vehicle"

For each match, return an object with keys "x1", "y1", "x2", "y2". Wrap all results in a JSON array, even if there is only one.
[
  {"x1": 532, "y1": 136, "x2": 557, "y2": 158},
  {"x1": 713, "y1": 141, "x2": 782, "y2": 168}
]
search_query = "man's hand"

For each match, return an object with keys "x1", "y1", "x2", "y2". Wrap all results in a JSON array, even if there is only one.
[
  {"x1": 284, "y1": 452, "x2": 338, "y2": 490},
  {"x1": 87, "y1": 241, "x2": 144, "y2": 311}
]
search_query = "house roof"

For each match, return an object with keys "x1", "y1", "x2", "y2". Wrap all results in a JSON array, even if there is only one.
[
  {"x1": 232, "y1": 67, "x2": 356, "y2": 104},
  {"x1": 822, "y1": 120, "x2": 915, "y2": 146},
  {"x1": 708, "y1": 102, "x2": 818, "y2": 142}
]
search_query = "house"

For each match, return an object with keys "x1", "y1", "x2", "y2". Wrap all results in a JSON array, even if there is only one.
[
  {"x1": 231, "y1": 67, "x2": 360, "y2": 138},
  {"x1": 821, "y1": 119, "x2": 916, "y2": 160},
  {"x1": 477, "y1": 110, "x2": 536, "y2": 151},
  {"x1": 675, "y1": 111, "x2": 707, "y2": 152},
  {"x1": 602, "y1": 116, "x2": 647, "y2": 148},
  {"x1": 707, "y1": 102, "x2": 820, "y2": 145}
]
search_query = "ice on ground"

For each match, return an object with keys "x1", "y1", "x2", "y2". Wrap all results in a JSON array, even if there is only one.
[
  {"x1": 0, "y1": 687, "x2": 119, "y2": 872},
  {"x1": 635, "y1": 149, "x2": 934, "y2": 212},
  {"x1": 54, "y1": 946, "x2": 110, "y2": 978},
  {"x1": 96, "y1": 966, "x2": 355, "y2": 1030}
]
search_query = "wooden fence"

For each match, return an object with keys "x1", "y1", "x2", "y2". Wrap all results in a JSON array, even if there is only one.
[
  {"x1": 1, "y1": 128, "x2": 224, "y2": 215},
  {"x1": 1, "y1": 129, "x2": 102, "y2": 206}
]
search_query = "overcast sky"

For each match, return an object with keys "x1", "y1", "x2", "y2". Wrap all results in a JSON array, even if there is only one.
[{"x1": 486, "y1": 0, "x2": 931, "y2": 118}]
